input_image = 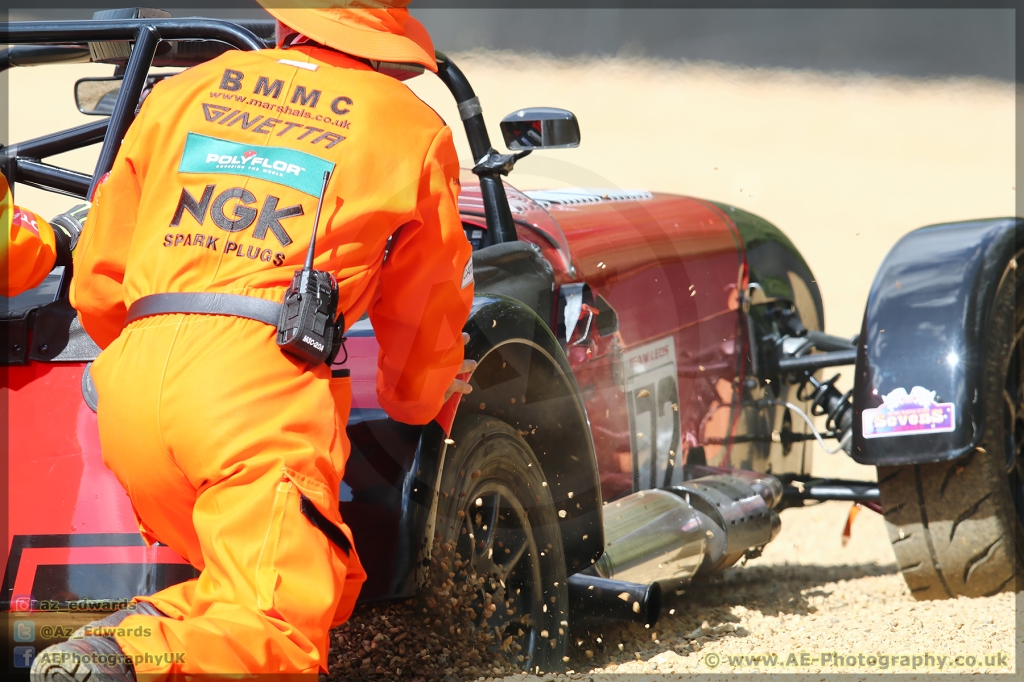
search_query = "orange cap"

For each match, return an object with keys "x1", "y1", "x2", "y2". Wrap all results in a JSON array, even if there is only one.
[{"x1": 256, "y1": 0, "x2": 437, "y2": 72}]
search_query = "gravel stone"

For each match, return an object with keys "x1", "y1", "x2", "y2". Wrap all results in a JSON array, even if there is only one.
[
  {"x1": 322, "y1": 536, "x2": 525, "y2": 681},
  {"x1": 323, "y1": 474, "x2": 1016, "y2": 680},
  {"x1": 323, "y1": 499, "x2": 1017, "y2": 679},
  {"x1": 542, "y1": 501, "x2": 1017, "y2": 678}
]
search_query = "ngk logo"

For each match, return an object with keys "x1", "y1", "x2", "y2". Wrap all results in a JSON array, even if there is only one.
[{"x1": 170, "y1": 183, "x2": 303, "y2": 246}]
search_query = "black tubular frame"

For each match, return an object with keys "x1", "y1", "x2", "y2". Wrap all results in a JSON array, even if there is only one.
[
  {"x1": 0, "y1": 45, "x2": 91, "y2": 71},
  {"x1": 0, "y1": 18, "x2": 521, "y2": 243},
  {"x1": 778, "y1": 348, "x2": 857, "y2": 374},
  {"x1": 1, "y1": 18, "x2": 265, "y2": 199}
]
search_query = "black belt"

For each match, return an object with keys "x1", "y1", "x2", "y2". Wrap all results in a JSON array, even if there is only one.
[
  {"x1": 125, "y1": 293, "x2": 281, "y2": 327},
  {"x1": 124, "y1": 293, "x2": 351, "y2": 376}
]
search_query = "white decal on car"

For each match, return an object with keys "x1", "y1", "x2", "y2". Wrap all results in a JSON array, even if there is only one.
[
  {"x1": 862, "y1": 386, "x2": 955, "y2": 439},
  {"x1": 624, "y1": 336, "x2": 683, "y2": 490}
]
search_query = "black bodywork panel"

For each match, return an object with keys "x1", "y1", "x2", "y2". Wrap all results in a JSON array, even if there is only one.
[
  {"x1": 851, "y1": 218, "x2": 1024, "y2": 465},
  {"x1": 339, "y1": 412, "x2": 437, "y2": 602},
  {"x1": 715, "y1": 202, "x2": 825, "y2": 332}
]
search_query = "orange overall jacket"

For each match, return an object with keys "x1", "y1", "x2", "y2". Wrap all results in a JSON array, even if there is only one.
[
  {"x1": 1, "y1": 175, "x2": 60, "y2": 297},
  {"x1": 71, "y1": 45, "x2": 474, "y2": 425}
]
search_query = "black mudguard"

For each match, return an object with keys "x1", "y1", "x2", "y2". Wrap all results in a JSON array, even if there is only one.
[
  {"x1": 851, "y1": 217, "x2": 1024, "y2": 466},
  {"x1": 713, "y1": 202, "x2": 825, "y2": 332},
  {"x1": 460, "y1": 295, "x2": 605, "y2": 573},
  {"x1": 344, "y1": 295, "x2": 604, "y2": 602}
]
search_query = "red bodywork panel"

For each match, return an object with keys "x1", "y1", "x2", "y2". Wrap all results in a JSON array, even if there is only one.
[
  {"x1": 540, "y1": 194, "x2": 745, "y2": 500},
  {"x1": 457, "y1": 184, "x2": 746, "y2": 500},
  {"x1": 6, "y1": 362, "x2": 133, "y2": 536},
  {"x1": 3, "y1": 180, "x2": 748, "y2": 611},
  {"x1": 4, "y1": 363, "x2": 194, "y2": 613}
]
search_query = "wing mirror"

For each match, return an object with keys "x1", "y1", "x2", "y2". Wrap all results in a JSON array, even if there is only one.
[
  {"x1": 74, "y1": 74, "x2": 171, "y2": 116},
  {"x1": 74, "y1": 77, "x2": 123, "y2": 116},
  {"x1": 500, "y1": 107, "x2": 581, "y2": 151}
]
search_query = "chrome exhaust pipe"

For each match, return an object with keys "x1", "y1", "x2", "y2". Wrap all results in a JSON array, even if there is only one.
[
  {"x1": 594, "y1": 489, "x2": 707, "y2": 585},
  {"x1": 567, "y1": 574, "x2": 662, "y2": 626},
  {"x1": 594, "y1": 472, "x2": 783, "y2": 587},
  {"x1": 671, "y1": 474, "x2": 779, "y2": 573},
  {"x1": 687, "y1": 464, "x2": 784, "y2": 509}
]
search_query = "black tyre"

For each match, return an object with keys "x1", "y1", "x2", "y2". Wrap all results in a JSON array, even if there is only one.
[
  {"x1": 878, "y1": 265, "x2": 1023, "y2": 599},
  {"x1": 432, "y1": 415, "x2": 569, "y2": 672}
]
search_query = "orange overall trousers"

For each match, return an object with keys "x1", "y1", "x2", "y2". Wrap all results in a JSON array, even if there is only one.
[{"x1": 71, "y1": 44, "x2": 473, "y2": 676}]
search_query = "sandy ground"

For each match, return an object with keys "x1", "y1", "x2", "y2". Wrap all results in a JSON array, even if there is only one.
[
  {"x1": 552, "y1": 500, "x2": 1019, "y2": 678},
  {"x1": 326, "y1": 497, "x2": 1018, "y2": 680},
  {"x1": 6, "y1": 51, "x2": 1018, "y2": 677}
]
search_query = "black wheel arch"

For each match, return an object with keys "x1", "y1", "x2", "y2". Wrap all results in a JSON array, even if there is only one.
[
  {"x1": 456, "y1": 295, "x2": 605, "y2": 576},
  {"x1": 711, "y1": 201, "x2": 825, "y2": 333},
  {"x1": 852, "y1": 217, "x2": 1024, "y2": 466},
  {"x1": 344, "y1": 295, "x2": 604, "y2": 605}
]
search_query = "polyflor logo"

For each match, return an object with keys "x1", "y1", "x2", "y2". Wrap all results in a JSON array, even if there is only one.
[
  {"x1": 203, "y1": 151, "x2": 305, "y2": 177},
  {"x1": 180, "y1": 132, "x2": 334, "y2": 197},
  {"x1": 862, "y1": 386, "x2": 955, "y2": 439}
]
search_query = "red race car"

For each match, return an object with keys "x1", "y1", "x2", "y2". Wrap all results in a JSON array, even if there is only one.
[{"x1": 3, "y1": 10, "x2": 1021, "y2": 676}]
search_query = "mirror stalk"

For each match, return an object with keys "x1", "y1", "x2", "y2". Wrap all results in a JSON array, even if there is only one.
[
  {"x1": 435, "y1": 52, "x2": 519, "y2": 244},
  {"x1": 472, "y1": 148, "x2": 531, "y2": 176}
]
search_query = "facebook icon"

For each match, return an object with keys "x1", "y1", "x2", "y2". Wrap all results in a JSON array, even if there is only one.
[{"x1": 13, "y1": 646, "x2": 36, "y2": 668}]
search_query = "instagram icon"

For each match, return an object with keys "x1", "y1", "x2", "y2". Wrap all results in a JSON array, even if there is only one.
[{"x1": 11, "y1": 595, "x2": 35, "y2": 613}]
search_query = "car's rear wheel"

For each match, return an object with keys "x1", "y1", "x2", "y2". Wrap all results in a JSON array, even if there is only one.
[
  {"x1": 431, "y1": 415, "x2": 569, "y2": 672},
  {"x1": 877, "y1": 265, "x2": 1023, "y2": 599}
]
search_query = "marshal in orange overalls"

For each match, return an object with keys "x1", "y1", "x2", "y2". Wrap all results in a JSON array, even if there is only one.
[
  {"x1": 69, "y1": 4, "x2": 473, "y2": 676},
  {"x1": 1, "y1": 175, "x2": 63, "y2": 297}
]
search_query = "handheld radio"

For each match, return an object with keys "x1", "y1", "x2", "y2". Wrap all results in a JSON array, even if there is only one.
[{"x1": 277, "y1": 170, "x2": 343, "y2": 365}]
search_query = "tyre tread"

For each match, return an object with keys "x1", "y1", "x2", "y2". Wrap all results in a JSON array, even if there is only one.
[{"x1": 877, "y1": 265, "x2": 1022, "y2": 599}]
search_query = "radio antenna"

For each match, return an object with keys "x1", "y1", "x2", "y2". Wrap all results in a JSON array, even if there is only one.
[{"x1": 304, "y1": 170, "x2": 332, "y2": 272}]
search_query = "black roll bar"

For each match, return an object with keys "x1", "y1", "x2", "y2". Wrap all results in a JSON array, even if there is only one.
[
  {"x1": 435, "y1": 53, "x2": 518, "y2": 244},
  {"x1": 0, "y1": 45, "x2": 91, "y2": 72},
  {"x1": 1, "y1": 18, "x2": 265, "y2": 199},
  {"x1": 0, "y1": 19, "x2": 266, "y2": 49},
  {"x1": 88, "y1": 25, "x2": 159, "y2": 198},
  {"x1": 1, "y1": 17, "x2": 519, "y2": 244},
  {"x1": 18, "y1": 161, "x2": 93, "y2": 198},
  {"x1": 3, "y1": 120, "x2": 109, "y2": 198},
  {"x1": 8, "y1": 119, "x2": 110, "y2": 161}
]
